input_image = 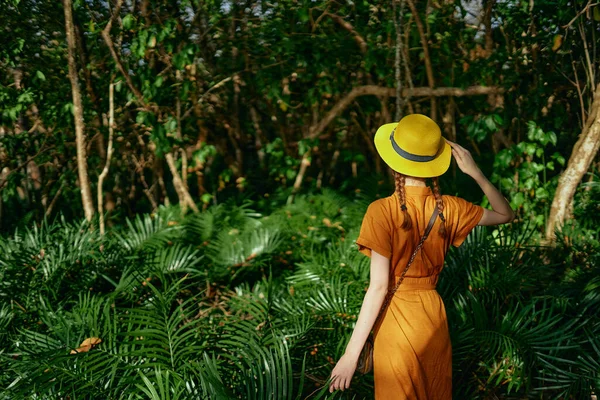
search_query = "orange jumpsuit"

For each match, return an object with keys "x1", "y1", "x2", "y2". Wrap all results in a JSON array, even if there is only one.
[{"x1": 356, "y1": 185, "x2": 484, "y2": 399}]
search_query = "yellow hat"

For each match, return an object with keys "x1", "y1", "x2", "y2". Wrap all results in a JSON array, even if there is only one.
[{"x1": 374, "y1": 114, "x2": 451, "y2": 178}]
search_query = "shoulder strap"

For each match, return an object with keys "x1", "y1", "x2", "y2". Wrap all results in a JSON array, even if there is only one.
[
  {"x1": 376, "y1": 206, "x2": 439, "y2": 319},
  {"x1": 390, "y1": 206, "x2": 439, "y2": 295}
]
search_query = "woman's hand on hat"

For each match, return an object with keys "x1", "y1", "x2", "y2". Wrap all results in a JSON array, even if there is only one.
[{"x1": 446, "y1": 140, "x2": 482, "y2": 178}]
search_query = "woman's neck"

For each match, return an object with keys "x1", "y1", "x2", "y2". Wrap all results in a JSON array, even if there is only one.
[{"x1": 405, "y1": 176, "x2": 427, "y2": 187}]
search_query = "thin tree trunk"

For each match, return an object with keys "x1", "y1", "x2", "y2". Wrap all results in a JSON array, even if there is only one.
[
  {"x1": 74, "y1": 12, "x2": 105, "y2": 160},
  {"x1": 352, "y1": 115, "x2": 382, "y2": 174},
  {"x1": 328, "y1": 150, "x2": 340, "y2": 185},
  {"x1": 165, "y1": 152, "x2": 199, "y2": 213},
  {"x1": 406, "y1": 0, "x2": 436, "y2": 119},
  {"x1": 175, "y1": 70, "x2": 188, "y2": 190},
  {"x1": 46, "y1": 181, "x2": 66, "y2": 218},
  {"x1": 131, "y1": 154, "x2": 159, "y2": 211},
  {"x1": 98, "y1": 83, "x2": 115, "y2": 235},
  {"x1": 102, "y1": 6, "x2": 198, "y2": 212},
  {"x1": 546, "y1": 84, "x2": 600, "y2": 240},
  {"x1": 287, "y1": 150, "x2": 311, "y2": 204},
  {"x1": 393, "y1": 0, "x2": 406, "y2": 121},
  {"x1": 100, "y1": 0, "x2": 147, "y2": 108},
  {"x1": 10, "y1": 68, "x2": 24, "y2": 133},
  {"x1": 250, "y1": 106, "x2": 267, "y2": 167},
  {"x1": 154, "y1": 158, "x2": 170, "y2": 207},
  {"x1": 64, "y1": 0, "x2": 94, "y2": 222}
]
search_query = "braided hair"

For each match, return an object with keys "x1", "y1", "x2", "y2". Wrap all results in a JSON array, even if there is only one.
[
  {"x1": 394, "y1": 172, "x2": 413, "y2": 230},
  {"x1": 394, "y1": 172, "x2": 447, "y2": 238},
  {"x1": 431, "y1": 177, "x2": 447, "y2": 238}
]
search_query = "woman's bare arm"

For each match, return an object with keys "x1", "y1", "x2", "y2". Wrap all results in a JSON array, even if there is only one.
[
  {"x1": 343, "y1": 250, "x2": 389, "y2": 359},
  {"x1": 447, "y1": 140, "x2": 515, "y2": 226},
  {"x1": 329, "y1": 250, "x2": 389, "y2": 392},
  {"x1": 472, "y1": 172, "x2": 516, "y2": 226}
]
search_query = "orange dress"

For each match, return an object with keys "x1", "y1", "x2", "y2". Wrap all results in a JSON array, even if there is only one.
[{"x1": 356, "y1": 185, "x2": 484, "y2": 400}]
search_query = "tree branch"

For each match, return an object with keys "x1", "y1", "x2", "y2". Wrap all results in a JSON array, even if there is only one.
[
  {"x1": 101, "y1": 0, "x2": 152, "y2": 112},
  {"x1": 0, "y1": 145, "x2": 55, "y2": 190},
  {"x1": 322, "y1": 12, "x2": 367, "y2": 54},
  {"x1": 308, "y1": 85, "x2": 502, "y2": 140}
]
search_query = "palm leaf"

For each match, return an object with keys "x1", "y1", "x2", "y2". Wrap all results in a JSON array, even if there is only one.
[{"x1": 114, "y1": 213, "x2": 183, "y2": 252}]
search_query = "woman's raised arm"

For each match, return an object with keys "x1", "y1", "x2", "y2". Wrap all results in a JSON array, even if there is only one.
[{"x1": 447, "y1": 140, "x2": 515, "y2": 226}]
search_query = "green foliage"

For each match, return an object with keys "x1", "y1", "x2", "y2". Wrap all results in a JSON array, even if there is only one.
[
  {"x1": 1, "y1": 194, "x2": 599, "y2": 398},
  {"x1": 1, "y1": 0, "x2": 600, "y2": 396},
  {"x1": 1, "y1": 0, "x2": 598, "y2": 235},
  {"x1": 462, "y1": 113, "x2": 504, "y2": 144},
  {"x1": 489, "y1": 122, "x2": 565, "y2": 229}
]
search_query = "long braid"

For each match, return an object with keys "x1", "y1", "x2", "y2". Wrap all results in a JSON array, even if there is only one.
[
  {"x1": 431, "y1": 177, "x2": 447, "y2": 238},
  {"x1": 394, "y1": 172, "x2": 412, "y2": 230}
]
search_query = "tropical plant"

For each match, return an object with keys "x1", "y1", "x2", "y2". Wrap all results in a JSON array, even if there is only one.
[{"x1": 1, "y1": 193, "x2": 599, "y2": 399}]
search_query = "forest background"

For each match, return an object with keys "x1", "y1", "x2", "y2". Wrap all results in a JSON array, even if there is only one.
[{"x1": 1, "y1": 0, "x2": 600, "y2": 398}]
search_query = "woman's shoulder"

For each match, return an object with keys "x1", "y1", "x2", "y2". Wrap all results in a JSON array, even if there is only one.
[
  {"x1": 440, "y1": 194, "x2": 462, "y2": 204},
  {"x1": 440, "y1": 194, "x2": 480, "y2": 213},
  {"x1": 440, "y1": 194, "x2": 485, "y2": 228},
  {"x1": 362, "y1": 195, "x2": 397, "y2": 222},
  {"x1": 366, "y1": 195, "x2": 396, "y2": 213}
]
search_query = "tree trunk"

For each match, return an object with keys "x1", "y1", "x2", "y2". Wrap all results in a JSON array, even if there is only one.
[
  {"x1": 165, "y1": 153, "x2": 199, "y2": 214},
  {"x1": 74, "y1": 11, "x2": 105, "y2": 160},
  {"x1": 98, "y1": 83, "x2": 115, "y2": 235},
  {"x1": 546, "y1": 84, "x2": 600, "y2": 240},
  {"x1": 64, "y1": 0, "x2": 94, "y2": 222},
  {"x1": 287, "y1": 149, "x2": 311, "y2": 205},
  {"x1": 250, "y1": 106, "x2": 267, "y2": 167},
  {"x1": 406, "y1": 0, "x2": 436, "y2": 119},
  {"x1": 175, "y1": 70, "x2": 188, "y2": 190},
  {"x1": 393, "y1": 0, "x2": 406, "y2": 121}
]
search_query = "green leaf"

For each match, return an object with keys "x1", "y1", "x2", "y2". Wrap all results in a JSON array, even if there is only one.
[
  {"x1": 536, "y1": 187, "x2": 549, "y2": 199},
  {"x1": 525, "y1": 143, "x2": 537, "y2": 155},
  {"x1": 299, "y1": 9, "x2": 309, "y2": 23},
  {"x1": 36, "y1": 70, "x2": 46, "y2": 81},
  {"x1": 136, "y1": 111, "x2": 153, "y2": 126},
  {"x1": 201, "y1": 193, "x2": 213, "y2": 204},
  {"x1": 298, "y1": 140, "x2": 309, "y2": 156},
  {"x1": 122, "y1": 14, "x2": 134, "y2": 30},
  {"x1": 484, "y1": 115, "x2": 497, "y2": 132},
  {"x1": 547, "y1": 131, "x2": 557, "y2": 146},
  {"x1": 536, "y1": 148, "x2": 544, "y2": 157},
  {"x1": 526, "y1": 121, "x2": 538, "y2": 141},
  {"x1": 495, "y1": 149, "x2": 513, "y2": 169},
  {"x1": 493, "y1": 114, "x2": 503, "y2": 126},
  {"x1": 286, "y1": 169, "x2": 297, "y2": 180},
  {"x1": 552, "y1": 152, "x2": 566, "y2": 166},
  {"x1": 511, "y1": 192, "x2": 525, "y2": 208}
]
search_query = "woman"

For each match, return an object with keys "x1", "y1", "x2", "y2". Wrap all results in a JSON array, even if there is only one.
[{"x1": 329, "y1": 114, "x2": 515, "y2": 398}]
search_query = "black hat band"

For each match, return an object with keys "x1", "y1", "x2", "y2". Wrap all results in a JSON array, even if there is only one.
[{"x1": 389, "y1": 128, "x2": 443, "y2": 163}]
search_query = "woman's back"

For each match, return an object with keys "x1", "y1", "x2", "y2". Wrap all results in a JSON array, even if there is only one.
[{"x1": 357, "y1": 185, "x2": 484, "y2": 284}]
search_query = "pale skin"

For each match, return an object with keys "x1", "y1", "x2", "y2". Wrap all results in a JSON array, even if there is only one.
[{"x1": 328, "y1": 139, "x2": 515, "y2": 393}]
